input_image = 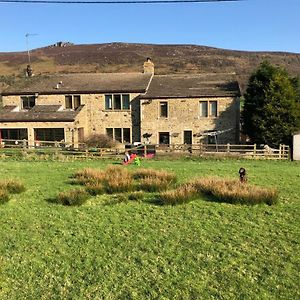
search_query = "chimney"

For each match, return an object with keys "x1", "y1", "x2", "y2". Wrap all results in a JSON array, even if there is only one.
[{"x1": 143, "y1": 57, "x2": 154, "y2": 74}]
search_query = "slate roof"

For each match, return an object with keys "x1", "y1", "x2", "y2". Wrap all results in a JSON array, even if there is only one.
[
  {"x1": 1, "y1": 73, "x2": 153, "y2": 95},
  {"x1": 0, "y1": 105, "x2": 84, "y2": 122},
  {"x1": 141, "y1": 74, "x2": 240, "y2": 99}
]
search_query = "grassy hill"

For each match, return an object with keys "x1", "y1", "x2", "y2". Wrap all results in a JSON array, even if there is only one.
[{"x1": 1, "y1": 42, "x2": 300, "y2": 92}]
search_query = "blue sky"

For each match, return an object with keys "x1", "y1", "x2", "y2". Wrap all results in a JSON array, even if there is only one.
[{"x1": 0, "y1": 0, "x2": 299, "y2": 53}]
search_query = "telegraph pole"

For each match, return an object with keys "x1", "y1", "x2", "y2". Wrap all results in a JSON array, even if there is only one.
[{"x1": 25, "y1": 33, "x2": 38, "y2": 65}]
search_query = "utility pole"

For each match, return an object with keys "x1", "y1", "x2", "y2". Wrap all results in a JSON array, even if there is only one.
[{"x1": 25, "y1": 33, "x2": 38, "y2": 65}]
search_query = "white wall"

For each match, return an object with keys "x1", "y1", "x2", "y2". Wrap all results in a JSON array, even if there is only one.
[{"x1": 293, "y1": 133, "x2": 300, "y2": 160}]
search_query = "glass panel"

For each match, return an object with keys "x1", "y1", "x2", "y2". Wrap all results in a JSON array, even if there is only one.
[
  {"x1": 114, "y1": 128, "x2": 122, "y2": 143},
  {"x1": 200, "y1": 101, "x2": 208, "y2": 117},
  {"x1": 184, "y1": 131, "x2": 192, "y2": 144},
  {"x1": 159, "y1": 132, "x2": 170, "y2": 145},
  {"x1": 106, "y1": 128, "x2": 113, "y2": 138},
  {"x1": 21, "y1": 96, "x2": 35, "y2": 109},
  {"x1": 65, "y1": 95, "x2": 73, "y2": 109},
  {"x1": 123, "y1": 128, "x2": 131, "y2": 143},
  {"x1": 209, "y1": 101, "x2": 217, "y2": 117},
  {"x1": 122, "y1": 94, "x2": 130, "y2": 110},
  {"x1": 160, "y1": 102, "x2": 168, "y2": 117},
  {"x1": 113, "y1": 95, "x2": 121, "y2": 110},
  {"x1": 74, "y1": 95, "x2": 81, "y2": 109},
  {"x1": 28, "y1": 96, "x2": 36, "y2": 108},
  {"x1": 35, "y1": 128, "x2": 64, "y2": 141},
  {"x1": 105, "y1": 95, "x2": 112, "y2": 110}
]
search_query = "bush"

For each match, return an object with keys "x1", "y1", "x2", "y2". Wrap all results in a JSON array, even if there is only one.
[
  {"x1": 85, "y1": 134, "x2": 117, "y2": 148},
  {"x1": 191, "y1": 177, "x2": 279, "y2": 205},
  {"x1": 159, "y1": 184, "x2": 198, "y2": 205},
  {"x1": 0, "y1": 179, "x2": 26, "y2": 194},
  {"x1": 0, "y1": 189, "x2": 9, "y2": 204},
  {"x1": 55, "y1": 189, "x2": 90, "y2": 206}
]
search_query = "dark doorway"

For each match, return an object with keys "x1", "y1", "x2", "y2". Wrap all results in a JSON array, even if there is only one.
[
  {"x1": 159, "y1": 132, "x2": 170, "y2": 145},
  {"x1": 184, "y1": 130, "x2": 192, "y2": 145}
]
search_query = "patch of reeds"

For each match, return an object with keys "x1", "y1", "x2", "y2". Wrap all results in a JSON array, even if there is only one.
[
  {"x1": 139, "y1": 177, "x2": 174, "y2": 192},
  {"x1": 191, "y1": 177, "x2": 279, "y2": 205},
  {"x1": 0, "y1": 179, "x2": 26, "y2": 194},
  {"x1": 55, "y1": 189, "x2": 90, "y2": 206},
  {"x1": 103, "y1": 166, "x2": 134, "y2": 193},
  {"x1": 85, "y1": 183, "x2": 105, "y2": 196},
  {"x1": 159, "y1": 183, "x2": 198, "y2": 205},
  {"x1": 133, "y1": 168, "x2": 177, "y2": 183},
  {"x1": 73, "y1": 166, "x2": 134, "y2": 194},
  {"x1": 73, "y1": 168, "x2": 105, "y2": 185}
]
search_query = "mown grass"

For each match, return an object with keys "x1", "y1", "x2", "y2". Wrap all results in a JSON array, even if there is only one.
[{"x1": 0, "y1": 158, "x2": 299, "y2": 299}]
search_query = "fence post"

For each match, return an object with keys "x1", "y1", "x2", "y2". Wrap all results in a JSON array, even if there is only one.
[
  {"x1": 227, "y1": 143, "x2": 230, "y2": 153},
  {"x1": 279, "y1": 144, "x2": 282, "y2": 159},
  {"x1": 253, "y1": 144, "x2": 257, "y2": 158}
]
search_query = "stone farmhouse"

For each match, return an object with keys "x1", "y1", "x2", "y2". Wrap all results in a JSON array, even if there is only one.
[{"x1": 0, "y1": 59, "x2": 241, "y2": 147}]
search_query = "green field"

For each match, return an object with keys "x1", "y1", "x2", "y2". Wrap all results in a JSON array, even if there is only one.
[{"x1": 0, "y1": 158, "x2": 299, "y2": 299}]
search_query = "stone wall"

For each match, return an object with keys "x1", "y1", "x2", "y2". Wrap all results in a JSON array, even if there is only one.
[{"x1": 140, "y1": 97, "x2": 240, "y2": 144}]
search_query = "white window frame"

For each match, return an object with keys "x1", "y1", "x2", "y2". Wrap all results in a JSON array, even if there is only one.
[{"x1": 105, "y1": 94, "x2": 131, "y2": 111}]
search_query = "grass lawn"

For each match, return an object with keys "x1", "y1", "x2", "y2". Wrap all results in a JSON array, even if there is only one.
[{"x1": 0, "y1": 157, "x2": 299, "y2": 299}]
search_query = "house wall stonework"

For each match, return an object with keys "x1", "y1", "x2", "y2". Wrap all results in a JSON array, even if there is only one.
[
  {"x1": 140, "y1": 96, "x2": 239, "y2": 144},
  {"x1": 2, "y1": 92, "x2": 141, "y2": 143}
]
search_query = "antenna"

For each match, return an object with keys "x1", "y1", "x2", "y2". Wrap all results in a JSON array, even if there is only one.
[{"x1": 25, "y1": 33, "x2": 38, "y2": 65}]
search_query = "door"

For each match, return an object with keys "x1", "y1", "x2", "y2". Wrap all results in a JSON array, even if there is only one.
[{"x1": 184, "y1": 130, "x2": 192, "y2": 145}]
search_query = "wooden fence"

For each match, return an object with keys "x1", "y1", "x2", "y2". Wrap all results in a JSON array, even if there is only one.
[{"x1": 0, "y1": 139, "x2": 290, "y2": 160}]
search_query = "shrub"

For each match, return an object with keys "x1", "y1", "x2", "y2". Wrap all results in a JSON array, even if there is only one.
[
  {"x1": 0, "y1": 179, "x2": 26, "y2": 194},
  {"x1": 85, "y1": 134, "x2": 117, "y2": 148},
  {"x1": 55, "y1": 189, "x2": 90, "y2": 206},
  {"x1": 159, "y1": 184, "x2": 198, "y2": 205},
  {"x1": 0, "y1": 189, "x2": 9, "y2": 204},
  {"x1": 191, "y1": 177, "x2": 279, "y2": 205}
]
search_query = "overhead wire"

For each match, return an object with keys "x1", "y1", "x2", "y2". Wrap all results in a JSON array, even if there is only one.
[{"x1": 0, "y1": 0, "x2": 243, "y2": 4}]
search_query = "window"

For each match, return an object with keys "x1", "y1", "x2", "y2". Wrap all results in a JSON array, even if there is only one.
[
  {"x1": 35, "y1": 128, "x2": 64, "y2": 141},
  {"x1": 106, "y1": 128, "x2": 131, "y2": 144},
  {"x1": 200, "y1": 101, "x2": 208, "y2": 117},
  {"x1": 114, "y1": 128, "x2": 122, "y2": 143},
  {"x1": 21, "y1": 96, "x2": 36, "y2": 110},
  {"x1": 209, "y1": 101, "x2": 217, "y2": 117},
  {"x1": 65, "y1": 95, "x2": 81, "y2": 110},
  {"x1": 122, "y1": 94, "x2": 130, "y2": 110},
  {"x1": 160, "y1": 102, "x2": 168, "y2": 118},
  {"x1": 159, "y1": 132, "x2": 170, "y2": 145},
  {"x1": 65, "y1": 96, "x2": 72, "y2": 109},
  {"x1": 106, "y1": 128, "x2": 113, "y2": 139},
  {"x1": 123, "y1": 128, "x2": 131, "y2": 143},
  {"x1": 105, "y1": 94, "x2": 130, "y2": 110},
  {"x1": 200, "y1": 101, "x2": 218, "y2": 117}
]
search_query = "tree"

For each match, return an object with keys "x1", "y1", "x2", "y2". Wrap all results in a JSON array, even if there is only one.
[{"x1": 242, "y1": 61, "x2": 300, "y2": 147}]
